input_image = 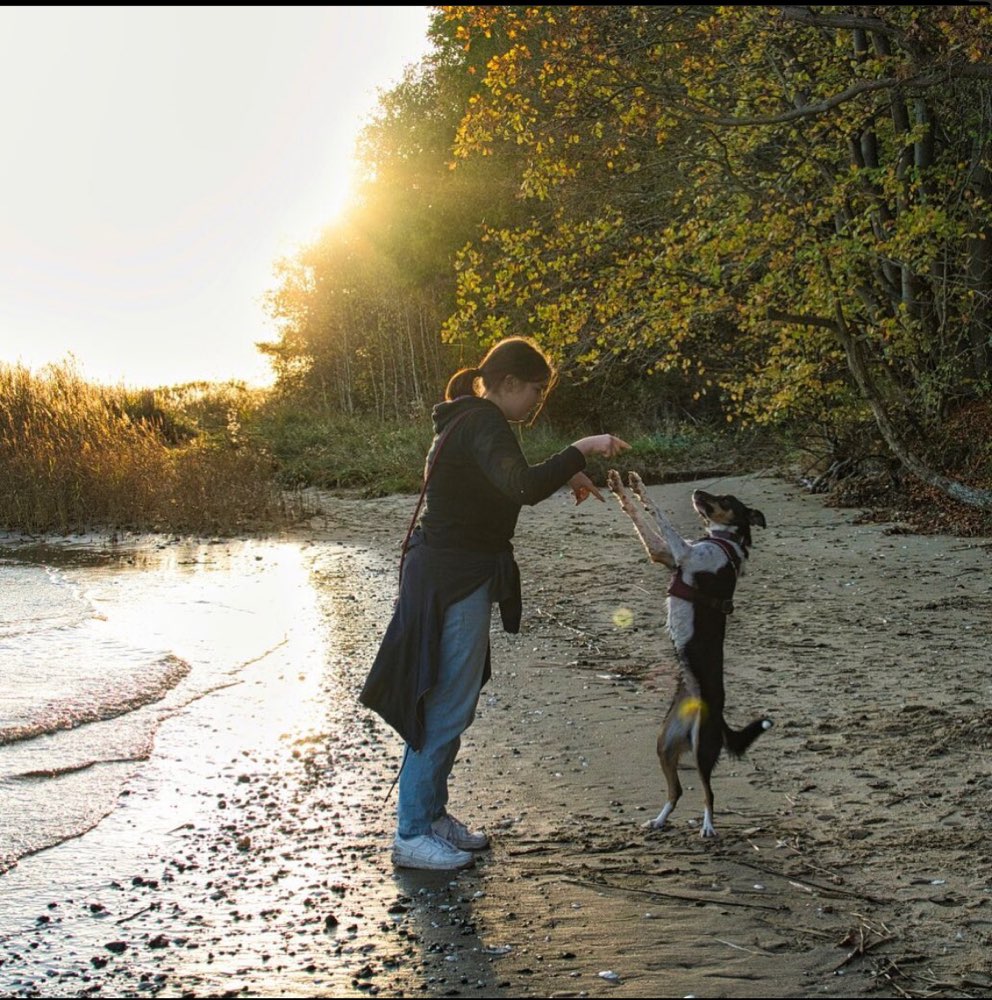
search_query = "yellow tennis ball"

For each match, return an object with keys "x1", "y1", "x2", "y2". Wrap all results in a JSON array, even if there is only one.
[
  {"x1": 612, "y1": 607, "x2": 634, "y2": 628},
  {"x1": 679, "y1": 697, "x2": 708, "y2": 722}
]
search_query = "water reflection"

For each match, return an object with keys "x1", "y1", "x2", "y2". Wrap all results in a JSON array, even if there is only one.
[{"x1": 0, "y1": 538, "x2": 323, "y2": 875}]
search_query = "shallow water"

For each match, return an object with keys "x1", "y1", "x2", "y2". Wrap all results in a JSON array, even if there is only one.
[
  {"x1": 0, "y1": 530, "x2": 416, "y2": 998},
  {"x1": 0, "y1": 536, "x2": 320, "y2": 874}
]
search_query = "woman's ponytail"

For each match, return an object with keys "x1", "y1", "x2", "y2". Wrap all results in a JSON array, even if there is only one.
[{"x1": 445, "y1": 367, "x2": 482, "y2": 401}]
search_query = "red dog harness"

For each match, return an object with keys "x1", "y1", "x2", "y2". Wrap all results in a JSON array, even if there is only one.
[{"x1": 667, "y1": 535, "x2": 743, "y2": 616}]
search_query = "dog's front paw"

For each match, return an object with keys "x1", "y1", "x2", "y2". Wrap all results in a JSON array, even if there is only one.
[
  {"x1": 628, "y1": 471, "x2": 648, "y2": 499},
  {"x1": 606, "y1": 469, "x2": 625, "y2": 495}
]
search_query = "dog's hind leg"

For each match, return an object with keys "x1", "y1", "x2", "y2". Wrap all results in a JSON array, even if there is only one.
[
  {"x1": 646, "y1": 725, "x2": 685, "y2": 830},
  {"x1": 695, "y1": 720, "x2": 724, "y2": 838}
]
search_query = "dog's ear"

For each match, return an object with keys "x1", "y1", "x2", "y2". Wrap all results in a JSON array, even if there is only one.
[{"x1": 748, "y1": 508, "x2": 766, "y2": 529}]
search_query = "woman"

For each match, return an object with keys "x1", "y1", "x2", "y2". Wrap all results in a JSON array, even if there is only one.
[{"x1": 360, "y1": 337, "x2": 629, "y2": 870}]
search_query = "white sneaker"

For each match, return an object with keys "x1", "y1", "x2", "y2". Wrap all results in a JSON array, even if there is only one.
[
  {"x1": 432, "y1": 813, "x2": 490, "y2": 851},
  {"x1": 392, "y1": 832, "x2": 474, "y2": 871}
]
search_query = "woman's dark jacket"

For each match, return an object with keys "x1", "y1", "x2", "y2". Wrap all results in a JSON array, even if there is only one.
[{"x1": 359, "y1": 396, "x2": 585, "y2": 750}]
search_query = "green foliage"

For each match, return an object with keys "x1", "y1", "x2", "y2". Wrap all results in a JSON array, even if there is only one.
[
  {"x1": 515, "y1": 416, "x2": 789, "y2": 494},
  {"x1": 253, "y1": 394, "x2": 770, "y2": 498},
  {"x1": 443, "y1": 5, "x2": 992, "y2": 463},
  {"x1": 254, "y1": 400, "x2": 435, "y2": 494}
]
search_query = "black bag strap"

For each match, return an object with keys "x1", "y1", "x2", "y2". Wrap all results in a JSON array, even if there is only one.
[{"x1": 398, "y1": 409, "x2": 473, "y2": 584}]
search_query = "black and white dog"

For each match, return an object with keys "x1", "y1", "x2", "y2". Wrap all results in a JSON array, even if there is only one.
[{"x1": 608, "y1": 471, "x2": 771, "y2": 837}]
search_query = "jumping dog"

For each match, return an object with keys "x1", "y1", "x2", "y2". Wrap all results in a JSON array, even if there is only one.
[{"x1": 607, "y1": 471, "x2": 771, "y2": 837}]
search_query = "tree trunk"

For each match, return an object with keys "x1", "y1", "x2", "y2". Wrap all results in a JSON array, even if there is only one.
[
  {"x1": 966, "y1": 155, "x2": 992, "y2": 379},
  {"x1": 832, "y1": 310, "x2": 992, "y2": 510}
]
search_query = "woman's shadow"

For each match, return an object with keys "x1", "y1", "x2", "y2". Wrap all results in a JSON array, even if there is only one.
[{"x1": 384, "y1": 862, "x2": 513, "y2": 994}]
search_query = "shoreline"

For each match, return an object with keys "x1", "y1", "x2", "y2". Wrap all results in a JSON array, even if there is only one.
[{"x1": 1, "y1": 475, "x2": 990, "y2": 997}]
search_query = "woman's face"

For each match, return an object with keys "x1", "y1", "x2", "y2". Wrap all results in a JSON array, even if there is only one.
[{"x1": 490, "y1": 375, "x2": 550, "y2": 423}]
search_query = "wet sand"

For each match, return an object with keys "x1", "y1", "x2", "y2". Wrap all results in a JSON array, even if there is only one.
[{"x1": 1, "y1": 474, "x2": 991, "y2": 998}]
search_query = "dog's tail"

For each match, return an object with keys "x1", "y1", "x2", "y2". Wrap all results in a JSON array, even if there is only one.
[{"x1": 723, "y1": 717, "x2": 773, "y2": 758}]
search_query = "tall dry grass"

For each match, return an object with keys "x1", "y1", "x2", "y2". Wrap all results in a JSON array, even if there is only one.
[{"x1": 0, "y1": 362, "x2": 283, "y2": 534}]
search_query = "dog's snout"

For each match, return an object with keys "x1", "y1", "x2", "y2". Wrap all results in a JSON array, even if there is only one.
[{"x1": 692, "y1": 490, "x2": 715, "y2": 517}]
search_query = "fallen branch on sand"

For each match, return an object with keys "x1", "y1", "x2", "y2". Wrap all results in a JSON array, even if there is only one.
[
  {"x1": 832, "y1": 915, "x2": 896, "y2": 972},
  {"x1": 735, "y1": 858, "x2": 889, "y2": 904},
  {"x1": 562, "y1": 876, "x2": 787, "y2": 912}
]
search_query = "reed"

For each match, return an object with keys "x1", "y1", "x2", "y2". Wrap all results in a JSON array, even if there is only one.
[
  {"x1": 0, "y1": 362, "x2": 282, "y2": 534},
  {"x1": 257, "y1": 403, "x2": 435, "y2": 495}
]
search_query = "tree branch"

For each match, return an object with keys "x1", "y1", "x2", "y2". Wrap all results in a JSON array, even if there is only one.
[
  {"x1": 688, "y1": 70, "x2": 990, "y2": 127},
  {"x1": 770, "y1": 6, "x2": 910, "y2": 42}
]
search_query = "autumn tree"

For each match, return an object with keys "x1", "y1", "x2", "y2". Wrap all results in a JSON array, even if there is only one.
[
  {"x1": 261, "y1": 28, "x2": 527, "y2": 418},
  {"x1": 443, "y1": 5, "x2": 992, "y2": 504}
]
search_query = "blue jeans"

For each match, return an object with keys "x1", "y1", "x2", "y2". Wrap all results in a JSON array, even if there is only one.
[{"x1": 396, "y1": 581, "x2": 492, "y2": 838}]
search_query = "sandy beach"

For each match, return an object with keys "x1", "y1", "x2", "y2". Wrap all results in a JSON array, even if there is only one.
[{"x1": 1, "y1": 473, "x2": 991, "y2": 998}]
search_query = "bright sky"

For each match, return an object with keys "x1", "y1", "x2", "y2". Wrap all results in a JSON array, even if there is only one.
[{"x1": 0, "y1": 6, "x2": 433, "y2": 388}]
